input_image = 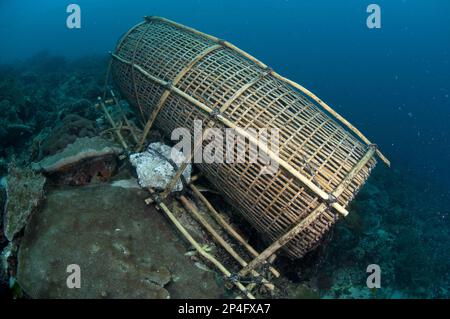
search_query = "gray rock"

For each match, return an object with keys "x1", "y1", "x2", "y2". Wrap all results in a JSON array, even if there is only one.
[{"x1": 130, "y1": 143, "x2": 191, "y2": 192}]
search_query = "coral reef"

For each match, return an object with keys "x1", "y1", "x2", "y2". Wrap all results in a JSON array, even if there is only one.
[
  {"x1": 0, "y1": 53, "x2": 106, "y2": 156},
  {"x1": 3, "y1": 164, "x2": 46, "y2": 241}
]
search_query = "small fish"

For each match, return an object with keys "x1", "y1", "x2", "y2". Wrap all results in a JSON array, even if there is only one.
[{"x1": 194, "y1": 261, "x2": 213, "y2": 273}]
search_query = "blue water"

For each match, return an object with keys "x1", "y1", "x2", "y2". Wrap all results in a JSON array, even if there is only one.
[{"x1": 0, "y1": 0, "x2": 449, "y2": 298}]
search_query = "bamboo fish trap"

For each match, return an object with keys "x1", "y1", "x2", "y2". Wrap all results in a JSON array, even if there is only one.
[{"x1": 111, "y1": 16, "x2": 389, "y2": 259}]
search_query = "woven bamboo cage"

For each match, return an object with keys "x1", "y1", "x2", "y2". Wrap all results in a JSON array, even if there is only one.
[{"x1": 111, "y1": 16, "x2": 388, "y2": 259}]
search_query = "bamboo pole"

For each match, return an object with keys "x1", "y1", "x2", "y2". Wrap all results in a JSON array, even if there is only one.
[
  {"x1": 143, "y1": 16, "x2": 390, "y2": 167},
  {"x1": 189, "y1": 184, "x2": 280, "y2": 278},
  {"x1": 238, "y1": 146, "x2": 376, "y2": 277},
  {"x1": 179, "y1": 196, "x2": 275, "y2": 291},
  {"x1": 148, "y1": 190, "x2": 255, "y2": 299},
  {"x1": 144, "y1": 175, "x2": 200, "y2": 205},
  {"x1": 145, "y1": 16, "x2": 221, "y2": 43},
  {"x1": 102, "y1": 58, "x2": 113, "y2": 101},
  {"x1": 116, "y1": 21, "x2": 146, "y2": 52}
]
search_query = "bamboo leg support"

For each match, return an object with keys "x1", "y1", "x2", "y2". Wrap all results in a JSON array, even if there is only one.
[
  {"x1": 179, "y1": 196, "x2": 275, "y2": 291},
  {"x1": 147, "y1": 189, "x2": 255, "y2": 299},
  {"x1": 102, "y1": 59, "x2": 113, "y2": 101},
  {"x1": 137, "y1": 96, "x2": 167, "y2": 152},
  {"x1": 189, "y1": 183, "x2": 280, "y2": 278}
]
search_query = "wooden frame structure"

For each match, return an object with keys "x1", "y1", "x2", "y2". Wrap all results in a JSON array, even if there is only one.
[{"x1": 102, "y1": 16, "x2": 389, "y2": 297}]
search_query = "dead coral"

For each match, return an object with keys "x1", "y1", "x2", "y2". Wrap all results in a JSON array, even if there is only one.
[{"x1": 3, "y1": 163, "x2": 46, "y2": 241}]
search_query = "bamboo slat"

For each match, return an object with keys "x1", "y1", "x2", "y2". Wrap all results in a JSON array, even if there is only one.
[
  {"x1": 97, "y1": 97, "x2": 128, "y2": 150},
  {"x1": 111, "y1": 52, "x2": 350, "y2": 217}
]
